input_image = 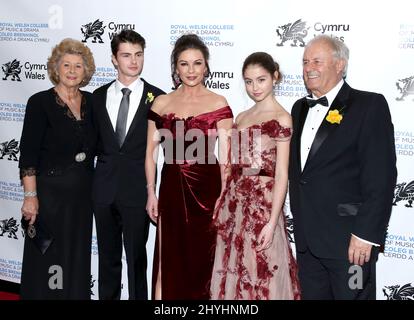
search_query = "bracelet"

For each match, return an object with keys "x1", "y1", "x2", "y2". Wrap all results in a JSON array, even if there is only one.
[
  {"x1": 24, "y1": 191, "x2": 37, "y2": 197},
  {"x1": 146, "y1": 183, "x2": 155, "y2": 189}
]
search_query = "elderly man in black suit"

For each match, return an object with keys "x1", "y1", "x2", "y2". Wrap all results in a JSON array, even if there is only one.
[
  {"x1": 92, "y1": 29, "x2": 164, "y2": 300},
  {"x1": 289, "y1": 35, "x2": 397, "y2": 299}
]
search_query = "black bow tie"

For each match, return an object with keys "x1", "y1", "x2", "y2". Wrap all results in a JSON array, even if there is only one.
[{"x1": 306, "y1": 96, "x2": 329, "y2": 108}]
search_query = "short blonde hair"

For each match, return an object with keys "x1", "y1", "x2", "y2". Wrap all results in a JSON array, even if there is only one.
[{"x1": 47, "y1": 38, "x2": 96, "y2": 87}]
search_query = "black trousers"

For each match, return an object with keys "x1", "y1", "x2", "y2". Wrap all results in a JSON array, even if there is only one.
[
  {"x1": 297, "y1": 247, "x2": 378, "y2": 300},
  {"x1": 94, "y1": 202, "x2": 150, "y2": 300}
]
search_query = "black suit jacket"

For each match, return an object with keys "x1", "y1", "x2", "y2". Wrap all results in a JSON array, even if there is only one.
[
  {"x1": 289, "y1": 82, "x2": 397, "y2": 259},
  {"x1": 92, "y1": 78, "x2": 165, "y2": 206}
]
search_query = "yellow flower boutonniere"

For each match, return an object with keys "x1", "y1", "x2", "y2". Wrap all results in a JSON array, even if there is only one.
[
  {"x1": 145, "y1": 92, "x2": 154, "y2": 104},
  {"x1": 325, "y1": 109, "x2": 343, "y2": 124}
]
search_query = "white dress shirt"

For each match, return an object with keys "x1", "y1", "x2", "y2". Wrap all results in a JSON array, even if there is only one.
[
  {"x1": 300, "y1": 79, "x2": 378, "y2": 247},
  {"x1": 106, "y1": 78, "x2": 144, "y2": 133},
  {"x1": 300, "y1": 79, "x2": 344, "y2": 171}
]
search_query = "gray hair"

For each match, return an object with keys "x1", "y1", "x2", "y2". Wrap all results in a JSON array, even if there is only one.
[{"x1": 306, "y1": 35, "x2": 349, "y2": 78}]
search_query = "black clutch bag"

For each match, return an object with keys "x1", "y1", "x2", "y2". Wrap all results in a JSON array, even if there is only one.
[{"x1": 21, "y1": 214, "x2": 54, "y2": 255}]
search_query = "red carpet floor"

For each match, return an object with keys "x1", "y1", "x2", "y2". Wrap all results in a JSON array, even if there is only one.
[
  {"x1": 0, "y1": 280, "x2": 20, "y2": 300},
  {"x1": 0, "y1": 292, "x2": 19, "y2": 300}
]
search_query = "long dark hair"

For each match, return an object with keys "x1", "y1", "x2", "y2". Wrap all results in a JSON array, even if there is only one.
[
  {"x1": 242, "y1": 52, "x2": 282, "y2": 84},
  {"x1": 170, "y1": 34, "x2": 210, "y2": 89}
]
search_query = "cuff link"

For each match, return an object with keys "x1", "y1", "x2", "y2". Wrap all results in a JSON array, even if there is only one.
[{"x1": 75, "y1": 152, "x2": 86, "y2": 162}]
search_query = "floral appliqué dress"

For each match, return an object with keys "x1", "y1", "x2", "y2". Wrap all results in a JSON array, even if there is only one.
[{"x1": 210, "y1": 119, "x2": 301, "y2": 300}]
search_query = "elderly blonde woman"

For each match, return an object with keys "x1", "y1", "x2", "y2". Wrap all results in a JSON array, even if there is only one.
[{"x1": 19, "y1": 38, "x2": 96, "y2": 299}]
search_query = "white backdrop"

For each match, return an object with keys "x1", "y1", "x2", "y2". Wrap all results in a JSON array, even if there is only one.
[{"x1": 1, "y1": 0, "x2": 413, "y2": 300}]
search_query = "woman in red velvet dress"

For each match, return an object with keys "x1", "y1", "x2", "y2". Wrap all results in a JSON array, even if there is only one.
[
  {"x1": 145, "y1": 34, "x2": 233, "y2": 299},
  {"x1": 210, "y1": 52, "x2": 300, "y2": 300}
]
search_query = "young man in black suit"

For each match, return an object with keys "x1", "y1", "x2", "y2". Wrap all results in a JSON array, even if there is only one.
[
  {"x1": 92, "y1": 29, "x2": 164, "y2": 300},
  {"x1": 289, "y1": 35, "x2": 397, "y2": 299}
]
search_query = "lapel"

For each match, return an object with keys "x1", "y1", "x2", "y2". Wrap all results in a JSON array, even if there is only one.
[
  {"x1": 98, "y1": 80, "x2": 117, "y2": 136},
  {"x1": 123, "y1": 79, "x2": 150, "y2": 145},
  {"x1": 302, "y1": 82, "x2": 352, "y2": 173},
  {"x1": 295, "y1": 99, "x2": 309, "y2": 172}
]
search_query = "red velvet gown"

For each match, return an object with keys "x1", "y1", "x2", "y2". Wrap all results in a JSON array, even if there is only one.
[{"x1": 148, "y1": 106, "x2": 233, "y2": 299}]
